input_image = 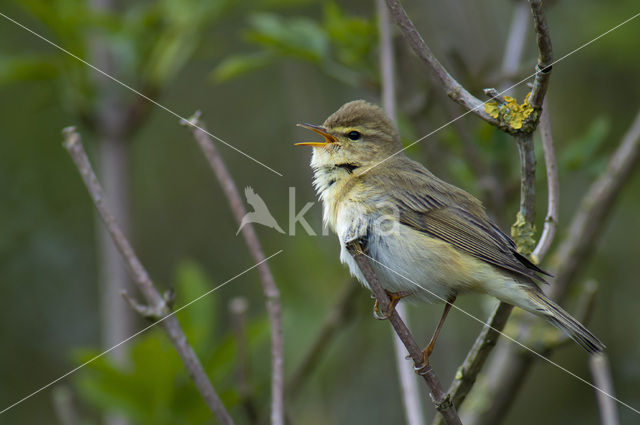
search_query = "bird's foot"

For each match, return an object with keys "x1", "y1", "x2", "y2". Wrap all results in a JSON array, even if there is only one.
[{"x1": 372, "y1": 290, "x2": 412, "y2": 320}]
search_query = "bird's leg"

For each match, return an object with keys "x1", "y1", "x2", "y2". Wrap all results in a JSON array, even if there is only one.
[
  {"x1": 421, "y1": 295, "x2": 456, "y2": 363},
  {"x1": 373, "y1": 290, "x2": 413, "y2": 320}
]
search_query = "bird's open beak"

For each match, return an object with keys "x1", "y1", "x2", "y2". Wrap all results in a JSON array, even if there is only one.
[{"x1": 295, "y1": 123, "x2": 337, "y2": 147}]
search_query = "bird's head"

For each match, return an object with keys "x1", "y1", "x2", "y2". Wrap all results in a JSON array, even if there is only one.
[{"x1": 296, "y1": 100, "x2": 401, "y2": 169}]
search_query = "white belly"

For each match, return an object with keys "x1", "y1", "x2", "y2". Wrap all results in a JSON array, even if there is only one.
[{"x1": 338, "y1": 222, "x2": 460, "y2": 303}]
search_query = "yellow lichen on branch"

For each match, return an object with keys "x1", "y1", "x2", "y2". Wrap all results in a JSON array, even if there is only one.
[
  {"x1": 510, "y1": 211, "x2": 537, "y2": 258},
  {"x1": 484, "y1": 92, "x2": 536, "y2": 131}
]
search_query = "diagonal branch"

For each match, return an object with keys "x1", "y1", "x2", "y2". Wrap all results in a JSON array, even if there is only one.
[
  {"x1": 181, "y1": 113, "x2": 284, "y2": 425},
  {"x1": 62, "y1": 127, "x2": 235, "y2": 425},
  {"x1": 384, "y1": 0, "x2": 500, "y2": 127},
  {"x1": 346, "y1": 241, "x2": 462, "y2": 425},
  {"x1": 463, "y1": 109, "x2": 640, "y2": 425}
]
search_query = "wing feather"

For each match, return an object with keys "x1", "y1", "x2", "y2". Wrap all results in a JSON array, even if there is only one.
[{"x1": 372, "y1": 159, "x2": 549, "y2": 283}]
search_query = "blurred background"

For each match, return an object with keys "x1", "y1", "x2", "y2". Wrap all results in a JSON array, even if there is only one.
[{"x1": 1, "y1": 0, "x2": 639, "y2": 424}]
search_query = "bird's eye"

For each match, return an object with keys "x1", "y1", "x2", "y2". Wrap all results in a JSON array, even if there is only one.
[{"x1": 347, "y1": 131, "x2": 361, "y2": 141}]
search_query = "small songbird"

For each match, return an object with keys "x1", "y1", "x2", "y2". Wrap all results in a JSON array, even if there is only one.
[{"x1": 296, "y1": 100, "x2": 604, "y2": 359}]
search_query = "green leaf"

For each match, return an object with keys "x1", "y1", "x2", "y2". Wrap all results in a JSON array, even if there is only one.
[
  {"x1": 212, "y1": 52, "x2": 274, "y2": 82},
  {"x1": 246, "y1": 13, "x2": 329, "y2": 62},
  {"x1": 323, "y1": 2, "x2": 376, "y2": 67},
  {"x1": 560, "y1": 117, "x2": 610, "y2": 172},
  {"x1": 0, "y1": 54, "x2": 59, "y2": 84},
  {"x1": 173, "y1": 260, "x2": 218, "y2": 353}
]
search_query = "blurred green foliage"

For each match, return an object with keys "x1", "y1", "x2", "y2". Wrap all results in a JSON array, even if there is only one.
[
  {"x1": 213, "y1": 2, "x2": 377, "y2": 85},
  {"x1": 74, "y1": 261, "x2": 268, "y2": 425}
]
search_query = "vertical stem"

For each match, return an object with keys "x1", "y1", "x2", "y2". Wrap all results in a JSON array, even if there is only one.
[
  {"x1": 377, "y1": 0, "x2": 426, "y2": 423},
  {"x1": 516, "y1": 133, "x2": 536, "y2": 225},
  {"x1": 589, "y1": 353, "x2": 620, "y2": 425},
  {"x1": 87, "y1": 1, "x2": 134, "y2": 424},
  {"x1": 184, "y1": 116, "x2": 284, "y2": 425}
]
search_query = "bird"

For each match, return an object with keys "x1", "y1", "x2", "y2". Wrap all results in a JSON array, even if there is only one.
[
  {"x1": 295, "y1": 99, "x2": 604, "y2": 360},
  {"x1": 236, "y1": 186, "x2": 285, "y2": 235}
]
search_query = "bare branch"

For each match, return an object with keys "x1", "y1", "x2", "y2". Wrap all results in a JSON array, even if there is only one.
[
  {"x1": 346, "y1": 241, "x2": 462, "y2": 425},
  {"x1": 62, "y1": 127, "x2": 235, "y2": 425},
  {"x1": 550, "y1": 109, "x2": 640, "y2": 302},
  {"x1": 527, "y1": 0, "x2": 553, "y2": 109},
  {"x1": 500, "y1": 1, "x2": 531, "y2": 87},
  {"x1": 287, "y1": 283, "x2": 359, "y2": 397},
  {"x1": 181, "y1": 113, "x2": 284, "y2": 425},
  {"x1": 384, "y1": 0, "x2": 500, "y2": 127},
  {"x1": 532, "y1": 97, "x2": 559, "y2": 262},
  {"x1": 229, "y1": 297, "x2": 260, "y2": 425},
  {"x1": 590, "y1": 353, "x2": 621, "y2": 425},
  {"x1": 393, "y1": 303, "x2": 427, "y2": 425}
]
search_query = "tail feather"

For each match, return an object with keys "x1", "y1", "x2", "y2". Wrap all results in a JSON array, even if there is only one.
[{"x1": 532, "y1": 292, "x2": 605, "y2": 354}]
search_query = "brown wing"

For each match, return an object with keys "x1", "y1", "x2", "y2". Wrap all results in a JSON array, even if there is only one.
[
  {"x1": 399, "y1": 205, "x2": 547, "y2": 283},
  {"x1": 376, "y1": 159, "x2": 549, "y2": 283}
]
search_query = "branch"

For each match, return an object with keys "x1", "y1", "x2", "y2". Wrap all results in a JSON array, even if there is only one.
[
  {"x1": 181, "y1": 113, "x2": 284, "y2": 425},
  {"x1": 589, "y1": 353, "x2": 621, "y2": 425},
  {"x1": 516, "y1": 133, "x2": 537, "y2": 226},
  {"x1": 229, "y1": 297, "x2": 260, "y2": 425},
  {"x1": 532, "y1": 97, "x2": 559, "y2": 262},
  {"x1": 377, "y1": 1, "x2": 426, "y2": 423},
  {"x1": 527, "y1": 0, "x2": 553, "y2": 109},
  {"x1": 500, "y1": 1, "x2": 531, "y2": 87},
  {"x1": 384, "y1": 0, "x2": 500, "y2": 128},
  {"x1": 430, "y1": 303, "x2": 513, "y2": 425},
  {"x1": 463, "y1": 109, "x2": 640, "y2": 425},
  {"x1": 549, "y1": 109, "x2": 640, "y2": 301},
  {"x1": 62, "y1": 127, "x2": 235, "y2": 425},
  {"x1": 345, "y1": 241, "x2": 462, "y2": 425},
  {"x1": 287, "y1": 283, "x2": 359, "y2": 397}
]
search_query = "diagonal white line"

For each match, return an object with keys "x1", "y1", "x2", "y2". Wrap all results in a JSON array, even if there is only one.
[
  {"x1": 360, "y1": 251, "x2": 640, "y2": 416},
  {"x1": 0, "y1": 11, "x2": 283, "y2": 177},
  {"x1": 0, "y1": 250, "x2": 283, "y2": 416},
  {"x1": 364, "y1": 10, "x2": 640, "y2": 174}
]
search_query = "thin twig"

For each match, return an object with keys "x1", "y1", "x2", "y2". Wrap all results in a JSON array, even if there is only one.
[
  {"x1": 181, "y1": 114, "x2": 284, "y2": 425},
  {"x1": 500, "y1": 1, "x2": 531, "y2": 89},
  {"x1": 590, "y1": 353, "x2": 621, "y2": 425},
  {"x1": 463, "y1": 110, "x2": 640, "y2": 425},
  {"x1": 377, "y1": 1, "x2": 426, "y2": 423},
  {"x1": 532, "y1": 97, "x2": 559, "y2": 262},
  {"x1": 52, "y1": 386, "x2": 78, "y2": 425},
  {"x1": 527, "y1": 0, "x2": 553, "y2": 109},
  {"x1": 62, "y1": 127, "x2": 234, "y2": 425},
  {"x1": 384, "y1": 0, "x2": 500, "y2": 128},
  {"x1": 229, "y1": 297, "x2": 260, "y2": 425},
  {"x1": 346, "y1": 241, "x2": 462, "y2": 425},
  {"x1": 287, "y1": 283, "x2": 359, "y2": 397},
  {"x1": 430, "y1": 303, "x2": 513, "y2": 425}
]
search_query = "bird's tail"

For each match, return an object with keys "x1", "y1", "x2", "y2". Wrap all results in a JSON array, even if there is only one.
[{"x1": 530, "y1": 291, "x2": 605, "y2": 354}]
